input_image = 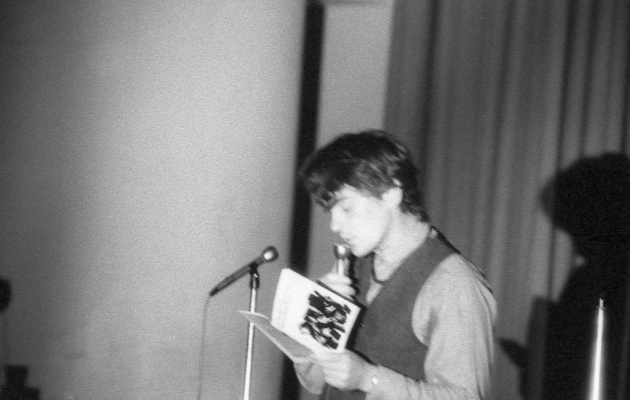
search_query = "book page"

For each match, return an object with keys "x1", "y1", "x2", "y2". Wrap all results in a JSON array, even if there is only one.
[{"x1": 239, "y1": 311, "x2": 312, "y2": 362}]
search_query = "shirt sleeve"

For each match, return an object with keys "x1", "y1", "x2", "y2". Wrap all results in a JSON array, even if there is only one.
[{"x1": 365, "y1": 254, "x2": 496, "y2": 400}]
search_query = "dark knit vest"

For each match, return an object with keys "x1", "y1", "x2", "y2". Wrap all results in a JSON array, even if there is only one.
[{"x1": 321, "y1": 232, "x2": 456, "y2": 400}]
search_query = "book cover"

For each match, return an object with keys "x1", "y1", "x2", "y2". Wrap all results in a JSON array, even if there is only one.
[{"x1": 240, "y1": 268, "x2": 363, "y2": 361}]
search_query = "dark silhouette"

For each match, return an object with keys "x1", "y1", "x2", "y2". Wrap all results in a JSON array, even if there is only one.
[
  {"x1": 0, "y1": 278, "x2": 10, "y2": 313},
  {"x1": 541, "y1": 153, "x2": 630, "y2": 400},
  {"x1": 0, "y1": 365, "x2": 39, "y2": 400},
  {"x1": 503, "y1": 153, "x2": 630, "y2": 399},
  {"x1": 0, "y1": 282, "x2": 39, "y2": 399}
]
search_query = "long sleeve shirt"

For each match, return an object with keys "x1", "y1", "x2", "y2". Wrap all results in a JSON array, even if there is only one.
[{"x1": 297, "y1": 253, "x2": 496, "y2": 399}]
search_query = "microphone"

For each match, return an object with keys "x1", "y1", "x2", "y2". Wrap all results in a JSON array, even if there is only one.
[
  {"x1": 333, "y1": 243, "x2": 350, "y2": 276},
  {"x1": 209, "y1": 246, "x2": 279, "y2": 297}
]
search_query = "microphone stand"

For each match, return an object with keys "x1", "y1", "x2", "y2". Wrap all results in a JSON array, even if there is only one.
[
  {"x1": 243, "y1": 265, "x2": 260, "y2": 400},
  {"x1": 208, "y1": 246, "x2": 277, "y2": 400}
]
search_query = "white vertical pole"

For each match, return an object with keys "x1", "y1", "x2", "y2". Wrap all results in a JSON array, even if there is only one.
[{"x1": 589, "y1": 298, "x2": 605, "y2": 400}]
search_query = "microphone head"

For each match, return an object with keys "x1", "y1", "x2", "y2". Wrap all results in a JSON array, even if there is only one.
[
  {"x1": 261, "y1": 246, "x2": 279, "y2": 263},
  {"x1": 333, "y1": 243, "x2": 350, "y2": 260}
]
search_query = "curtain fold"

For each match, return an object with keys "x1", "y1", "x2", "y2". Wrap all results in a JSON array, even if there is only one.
[{"x1": 385, "y1": 0, "x2": 630, "y2": 399}]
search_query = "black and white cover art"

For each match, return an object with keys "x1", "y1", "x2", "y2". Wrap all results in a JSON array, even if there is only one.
[
  {"x1": 271, "y1": 268, "x2": 362, "y2": 353},
  {"x1": 299, "y1": 291, "x2": 352, "y2": 350}
]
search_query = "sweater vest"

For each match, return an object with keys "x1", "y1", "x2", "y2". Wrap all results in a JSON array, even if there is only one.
[{"x1": 321, "y1": 231, "x2": 456, "y2": 400}]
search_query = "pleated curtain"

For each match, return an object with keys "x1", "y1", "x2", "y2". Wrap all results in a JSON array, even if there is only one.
[{"x1": 384, "y1": 1, "x2": 630, "y2": 399}]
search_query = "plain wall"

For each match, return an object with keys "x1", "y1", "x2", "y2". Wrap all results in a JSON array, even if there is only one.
[{"x1": 0, "y1": 1, "x2": 304, "y2": 399}]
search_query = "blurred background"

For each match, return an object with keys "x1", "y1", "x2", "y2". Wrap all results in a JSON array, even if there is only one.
[{"x1": 0, "y1": 0, "x2": 628, "y2": 399}]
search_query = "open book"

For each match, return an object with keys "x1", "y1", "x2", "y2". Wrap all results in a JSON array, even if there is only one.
[{"x1": 240, "y1": 268, "x2": 363, "y2": 362}]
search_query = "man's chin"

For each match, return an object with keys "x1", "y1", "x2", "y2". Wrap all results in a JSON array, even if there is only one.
[{"x1": 348, "y1": 246, "x2": 369, "y2": 258}]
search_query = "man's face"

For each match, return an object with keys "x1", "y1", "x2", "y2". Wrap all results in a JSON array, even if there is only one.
[{"x1": 328, "y1": 185, "x2": 394, "y2": 258}]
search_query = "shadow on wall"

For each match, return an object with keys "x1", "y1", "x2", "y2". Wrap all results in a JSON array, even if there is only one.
[{"x1": 501, "y1": 153, "x2": 630, "y2": 400}]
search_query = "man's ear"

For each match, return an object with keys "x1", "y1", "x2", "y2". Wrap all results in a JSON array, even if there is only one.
[{"x1": 382, "y1": 185, "x2": 403, "y2": 209}]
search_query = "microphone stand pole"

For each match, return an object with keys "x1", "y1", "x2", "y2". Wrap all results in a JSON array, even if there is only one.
[{"x1": 243, "y1": 265, "x2": 260, "y2": 400}]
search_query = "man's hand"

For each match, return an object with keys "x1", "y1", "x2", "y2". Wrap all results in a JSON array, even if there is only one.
[
  {"x1": 311, "y1": 350, "x2": 377, "y2": 392},
  {"x1": 318, "y1": 272, "x2": 356, "y2": 299},
  {"x1": 293, "y1": 359, "x2": 326, "y2": 394}
]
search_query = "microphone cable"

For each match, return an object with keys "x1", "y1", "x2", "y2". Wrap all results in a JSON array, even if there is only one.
[{"x1": 196, "y1": 294, "x2": 211, "y2": 400}]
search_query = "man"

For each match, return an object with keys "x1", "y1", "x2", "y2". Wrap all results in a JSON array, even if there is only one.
[{"x1": 294, "y1": 130, "x2": 496, "y2": 399}]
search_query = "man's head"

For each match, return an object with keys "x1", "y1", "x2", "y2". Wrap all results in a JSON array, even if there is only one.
[
  {"x1": 298, "y1": 130, "x2": 428, "y2": 256},
  {"x1": 299, "y1": 130, "x2": 427, "y2": 221}
]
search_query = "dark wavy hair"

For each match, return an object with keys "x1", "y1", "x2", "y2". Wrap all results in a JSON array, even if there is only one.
[{"x1": 298, "y1": 130, "x2": 428, "y2": 221}]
